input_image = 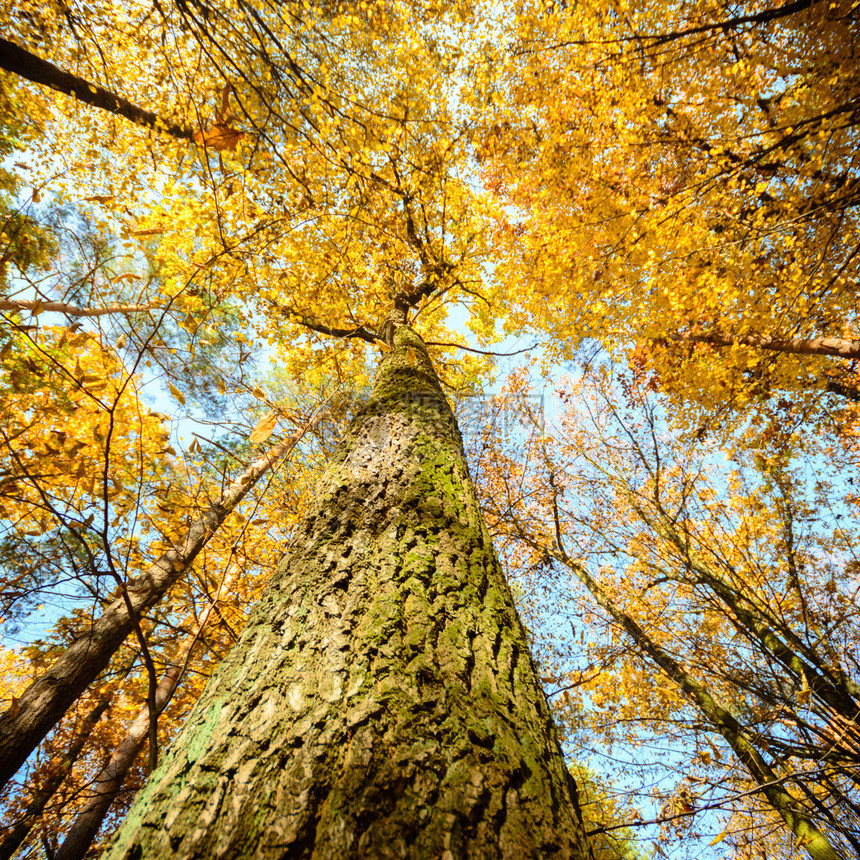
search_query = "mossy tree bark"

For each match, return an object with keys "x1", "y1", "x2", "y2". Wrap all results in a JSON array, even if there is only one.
[{"x1": 104, "y1": 324, "x2": 593, "y2": 859}]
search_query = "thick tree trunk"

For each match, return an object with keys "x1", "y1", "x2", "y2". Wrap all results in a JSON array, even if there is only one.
[{"x1": 105, "y1": 325, "x2": 593, "y2": 859}]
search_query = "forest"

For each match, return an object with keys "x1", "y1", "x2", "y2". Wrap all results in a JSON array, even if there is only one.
[{"x1": 0, "y1": 0, "x2": 858, "y2": 858}]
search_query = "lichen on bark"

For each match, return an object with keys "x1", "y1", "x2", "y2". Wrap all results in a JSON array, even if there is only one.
[{"x1": 105, "y1": 325, "x2": 593, "y2": 860}]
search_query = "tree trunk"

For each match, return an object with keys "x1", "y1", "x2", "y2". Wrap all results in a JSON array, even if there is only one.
[
  {"x1": 0, "y1": 433, "x2": 306, "y2": 790},
  {"x1": 104, "y1": 324, "x2": 593, "y2": 859},
  {"x1": 55, "y1": 567, "x2": 240, "y2": 860}
]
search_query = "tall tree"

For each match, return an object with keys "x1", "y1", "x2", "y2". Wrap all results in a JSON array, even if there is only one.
[{"x1": 104, "y1": 322, "x2": 593, "y2": 859}]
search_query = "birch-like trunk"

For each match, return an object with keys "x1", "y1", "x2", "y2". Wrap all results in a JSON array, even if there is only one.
[{"x1": 105, "y1": 325, "x2": 593, "y2": 859}]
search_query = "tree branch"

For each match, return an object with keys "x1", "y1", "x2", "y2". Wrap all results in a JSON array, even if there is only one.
[
  {"x1": 0, "y1": 37, "x2": 193, "y2": 141},
  {"x1": 662, "y1": 331, "x2": 860, "y2": 361},
  {"x1": 425, "y1": 340, "x2": 538, "y2": 357},
  {"x1": 0, "y1": 299, "x2": 163, "y2": 318}
]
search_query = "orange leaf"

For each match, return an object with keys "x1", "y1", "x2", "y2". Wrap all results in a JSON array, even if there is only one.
[{"x1": 250, "y1": 411, "x2": 277, "y2": 444}]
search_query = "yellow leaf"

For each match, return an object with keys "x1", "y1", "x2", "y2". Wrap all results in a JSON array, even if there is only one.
[
  {"x1": 250, "y1": 411, "x2": 277, "y2": 444},
  {"x1": 252, "y1": 386, "x2": 267, "y2": 400},
  {"x1": 709, "y1": 829, "x2": 727, "y2": 847},
  {"x1": 797, "y1": 670, "x2": 811, "y2": 705},
  {"x1": 169, "y1": 383, "x2": 186, "y2": 405}
]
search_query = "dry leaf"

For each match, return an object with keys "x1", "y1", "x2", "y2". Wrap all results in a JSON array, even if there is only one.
[
  {"x1": 250, "y1": 411, "x2": 277, "y2": 444},
  {"x1": 194, "y1": 86, "x2": 244, "y2": 152},
  {"x1": 194, "y1": 122, "x2": 244, "y2": 152}
]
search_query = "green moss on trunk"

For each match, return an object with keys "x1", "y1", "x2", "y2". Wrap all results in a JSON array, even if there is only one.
[{"x1": 105, "y1": 326, "x2": 593, "y2": 860}]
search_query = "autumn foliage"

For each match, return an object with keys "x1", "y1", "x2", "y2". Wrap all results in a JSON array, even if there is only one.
[{"x1": 0, "y1": 0, "x2": 858, "y2": 857}]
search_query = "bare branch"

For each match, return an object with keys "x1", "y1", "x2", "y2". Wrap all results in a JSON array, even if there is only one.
[
  {"x1": 661, "y1": 331, "x2": 860, "y2": 361},
  {"x1": 0, "y1": 299, "x2": 163, "y2": 318}
]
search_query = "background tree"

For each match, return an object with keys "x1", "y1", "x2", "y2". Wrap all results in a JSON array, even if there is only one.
[{"x1": 472, "y1": 368, "x2": 860, "y2": 859}]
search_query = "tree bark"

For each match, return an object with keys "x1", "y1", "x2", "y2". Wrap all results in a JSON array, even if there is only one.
[
  {"x1": 0, "y1": 37, "x2": 193, "y2": 141},
  {"x1": 104, "y1": 325, "x2": 593, "y2": 859},
  {"x1": 0, "y1": 432, "x2": 309, "y2": 790}
]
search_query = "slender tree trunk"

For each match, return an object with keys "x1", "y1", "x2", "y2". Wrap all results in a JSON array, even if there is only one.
[
  {"x1": 104, "y1": 324, "x2": 593, "y2": 859},
  {"x1": 0, "y1": 432, "x2": 309, "y2": 790},
  {"x1": 631, "y1": 494, "x2": 860, "y2": 713},
  {"x1": 0, "y1": 696, "x2": 111, "y2": 860},
  {"x1": 545, "y1": 541, "x2": 845, "y2": 860},
  {"x1": 55, "y1": 567, "x2": 240, "y2": 860}
]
